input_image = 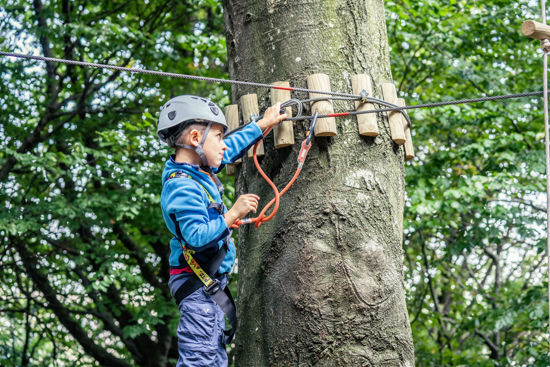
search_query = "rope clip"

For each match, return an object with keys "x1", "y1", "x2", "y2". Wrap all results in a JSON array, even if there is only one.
[
  {"x1": 542, "y1": 39, "x2": 550, "y2": 53},
  {"x1": 298, "y1": 112, "x2": 318, "y2": 168},
  {"x1": 305, "y1": 112, "x2": 318, "y2": 146},
  {"x1": 360, "y1": 89, "x2": 369, "y2": 104}
]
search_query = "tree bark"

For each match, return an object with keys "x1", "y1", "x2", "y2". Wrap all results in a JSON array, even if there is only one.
[{"x1": 223, "y1": 0, "x2": 414, "y2": 366}]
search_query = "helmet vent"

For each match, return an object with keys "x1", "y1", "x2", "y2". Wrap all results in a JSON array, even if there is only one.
[
  {"x1": 168, "y1": 111, "x2": 176, "y2": 120},
  {"x1": 210, "y1": 107, "x2": 219, "y2": 115}
]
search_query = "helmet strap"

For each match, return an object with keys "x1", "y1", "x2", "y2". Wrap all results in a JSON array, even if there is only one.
[
  {"x1": 175, "y1": 122, "x2": 212, "y2": 168},
  {"x1": 203, "y1": 166, "x2": 224, "y2": 195}
]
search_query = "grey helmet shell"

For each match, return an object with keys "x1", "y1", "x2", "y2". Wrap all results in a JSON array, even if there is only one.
[{"x1": 157, "y1": 95, "x2": 228, "y2": 146}]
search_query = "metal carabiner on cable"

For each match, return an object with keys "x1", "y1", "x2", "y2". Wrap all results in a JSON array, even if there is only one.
[{"x1": 297, "y1": 112, "x2": 318, "y2": 169}]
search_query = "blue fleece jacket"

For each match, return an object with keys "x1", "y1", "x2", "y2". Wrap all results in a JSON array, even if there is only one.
[{"x1": 160, "y1": 122, "x2": 263, "y2": 274}]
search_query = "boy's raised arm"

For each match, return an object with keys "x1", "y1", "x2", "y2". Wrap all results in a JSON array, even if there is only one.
[{"x1": 221, "y1": 103, "x2": 287, "y2": 165}]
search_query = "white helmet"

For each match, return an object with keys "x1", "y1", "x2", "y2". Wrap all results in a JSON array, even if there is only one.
[{"x1": 157, "y1": 95, "x2": 228, "y2": 167}]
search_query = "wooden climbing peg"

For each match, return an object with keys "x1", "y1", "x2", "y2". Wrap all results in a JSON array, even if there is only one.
[
  {"x1": 397, "y1": 98, "x2": 415, "y2": 161},
  {"x1": 381, "y1": 83, "x2": 406, "y2": 145},
  {"x1": 522, "y1": 20, "x2": 550, "y2": 40},
  {"x1": 224, "y1": 104, "x2": 241, "y2": 176},
  {"x1": 306, "y1": 73, "x2": 338, "y2": 136},
  {"x1": 240, "y1": 93, "x2": 265, "y2": 158},
  {"x1": 351, "y1": 74, "x2": 378, "y2": 137},
  {"x1": 270, "y1": 81, "x2": 295, "y2": 148}
]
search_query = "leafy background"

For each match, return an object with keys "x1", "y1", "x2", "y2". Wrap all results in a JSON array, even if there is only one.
[{"x1": 0, "y1": 0, "x2": 548, "y2": 365}]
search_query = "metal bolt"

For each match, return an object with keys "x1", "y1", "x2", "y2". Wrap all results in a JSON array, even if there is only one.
[{"x1": 360, "y1": 89, "x2": 369, "y2": 104}]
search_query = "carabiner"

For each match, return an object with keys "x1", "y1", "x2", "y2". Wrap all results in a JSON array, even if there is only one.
[
  {"x1": 305, "y1": 112, "x2": 318, "y2": 146},
  {"x1": 297, "y1": 112, "x2": 318, "y2": 168}
]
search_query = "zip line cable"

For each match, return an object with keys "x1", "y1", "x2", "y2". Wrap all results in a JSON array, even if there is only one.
[
  {"x1": 286, "y1": 91, "x2": 544, "y2": 121},
  {"x1": 0, "y1": 51, "x2": 357, "y2": 98},
  {"x1": 0, "y1": 51, "x2": 544, "y2": 121}
]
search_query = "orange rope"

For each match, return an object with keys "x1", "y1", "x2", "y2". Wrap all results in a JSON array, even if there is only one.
[{"x1": 231, "y1": 126, "x2": 312, "y2": 229}]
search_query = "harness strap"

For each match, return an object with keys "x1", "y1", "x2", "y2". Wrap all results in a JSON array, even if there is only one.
[
  {"x1": 168, "y1": 171, "x2": 224, "y2": 214},
  {"x1": 166, "y1": 171, "x2": 237, "y2": 344}
]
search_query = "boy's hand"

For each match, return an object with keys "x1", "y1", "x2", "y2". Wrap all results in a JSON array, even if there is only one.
[
  {"x1": 257, "y1": 102, "x2": 288, "y2": 130},
  {"x1": 225, "y1": 194, "x2": 260, "y2": 227}
]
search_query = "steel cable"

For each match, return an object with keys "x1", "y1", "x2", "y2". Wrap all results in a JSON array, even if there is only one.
[
  {"x1": 0, "y1": 51, "x2": 543, "y2": 121},
  {"x1": 0, "y1": 51, "x2": 359, "y2": 99}
]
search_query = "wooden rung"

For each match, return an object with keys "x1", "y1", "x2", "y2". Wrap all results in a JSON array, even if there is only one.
[
  {"x1": 381, "y1": 83, "x2": 406, "y2": 145},
  {"x1": 306, "y1": 74, "x2": 337, "y2": 137},
  {"x1": 270, "y1": 81, "x2": 295, "y2": 148},
  {"x1": 522, "y1": 20, "x2": 550, "y2": 40},
  {"x1": 351, "y1": 74, "x2": 378, "y2": 137},
  {"x1": 397, "y1": 98, "x2": 415, "y2": 161},
  {"x1": 226, "y1": 164, "x2": 236, "y2": 176},
  {"x1": 240, "y1": 93, "x2": 265, "y2": 157},
  {"x1": 224, "y1": 104, "x2": 242, "y2": 166}
]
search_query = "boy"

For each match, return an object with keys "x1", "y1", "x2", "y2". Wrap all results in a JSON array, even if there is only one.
[{"x1": 157, "y1": 95, "x2": 286, "y2": 366}]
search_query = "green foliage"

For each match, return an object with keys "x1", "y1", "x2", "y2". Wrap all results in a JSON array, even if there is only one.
[
  {"x1": 1, "y1": 0, "x2": 549, "y2": 366},
  {"x1": 386, "y1": 0, "x2": 549, "y2": 364},
  {"x1": 0, "y1": 0, "x2": 231, "y2": 365}
]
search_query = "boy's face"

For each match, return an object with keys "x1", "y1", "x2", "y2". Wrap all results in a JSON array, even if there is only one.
[{"x1": 201, "y1": 124, "x2": 227, "y2": 168}]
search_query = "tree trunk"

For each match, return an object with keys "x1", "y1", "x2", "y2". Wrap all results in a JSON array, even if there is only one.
[{"x1": 223, "y1": 1, "x2": 414, "y2": 366}]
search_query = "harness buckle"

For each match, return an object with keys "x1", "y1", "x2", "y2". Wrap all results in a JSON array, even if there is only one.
[
  {"x1": 204, "y1": 279, "x2": 221, "y2": 295},
  {"x1": 208, "y1": 202, "x2": 225, "y2": 215}
]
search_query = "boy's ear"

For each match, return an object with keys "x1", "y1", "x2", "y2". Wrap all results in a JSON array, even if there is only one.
[{"x1": 187, "y1": 129, "x2": 202, "y2": 147}]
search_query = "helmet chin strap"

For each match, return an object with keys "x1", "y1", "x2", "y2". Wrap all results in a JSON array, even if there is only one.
[
  {"x1": 175, "y1": 122, "x2": 224, "y2": 194},
  {"x1": 175, "y1": 122, "x2": 212, "y2": 167}
]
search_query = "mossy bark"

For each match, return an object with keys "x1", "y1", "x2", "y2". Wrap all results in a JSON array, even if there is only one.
[{"x1": 223, "y1": 1, "x2": 414, "y2": 365}]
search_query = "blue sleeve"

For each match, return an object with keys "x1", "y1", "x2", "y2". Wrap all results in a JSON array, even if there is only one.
[
  {"x1": 164, "y1": 179, "x2": 230, "y2": 250},
  {"x1": 222, "y1": 122, "x2": 263, "y2": 165}
]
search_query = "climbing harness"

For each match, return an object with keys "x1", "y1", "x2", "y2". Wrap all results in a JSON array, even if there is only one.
[
  {"x1": 231, "y1": 112, "x2": 319, "y2": 229},
  {"x1": 166, "y1": 171, "x2": 237, "y2": 345}
]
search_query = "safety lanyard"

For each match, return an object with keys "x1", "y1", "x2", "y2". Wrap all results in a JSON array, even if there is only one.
[{"x1": 232, "y1": 112, "x2": 318, "y2": 228}]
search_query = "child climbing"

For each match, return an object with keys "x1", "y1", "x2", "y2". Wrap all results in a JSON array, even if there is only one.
[{"x1": 157, "y1": 95, "x2": 286, "y2": 366}]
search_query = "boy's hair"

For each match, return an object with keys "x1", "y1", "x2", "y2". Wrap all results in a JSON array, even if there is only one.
[{"x1": 175, "y1": 121, "x2": 208, "y2": 151}]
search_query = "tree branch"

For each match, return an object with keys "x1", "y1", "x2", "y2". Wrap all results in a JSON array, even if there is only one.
[
  {"x1": 475, "y1": 328, "x2": 500, "y2": 359},
  {"x1": 112, "y1": 223, "x2": 170, "y2": 298},
  {"x1": 12, "y1": 240, "x2": 132, "y2": 367}
]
